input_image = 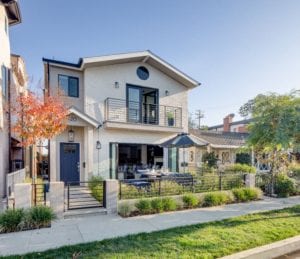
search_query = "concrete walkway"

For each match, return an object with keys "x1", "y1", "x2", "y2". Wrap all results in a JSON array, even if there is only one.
[{"x1": 0, "y1": 196, "x2": 299, "y2": 256}]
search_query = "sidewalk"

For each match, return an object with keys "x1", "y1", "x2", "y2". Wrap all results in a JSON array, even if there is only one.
[{"x1": 0, "y1": 196, "x2": 299, "y2": 256}]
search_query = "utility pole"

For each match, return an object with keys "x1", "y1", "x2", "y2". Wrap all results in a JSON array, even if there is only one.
[{"x1": 195, "y1": 110, "x2": 204, "y2": 129}]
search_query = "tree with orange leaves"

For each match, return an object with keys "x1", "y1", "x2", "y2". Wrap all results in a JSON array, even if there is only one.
[{"x1": 11, "y1": 92, "x2": 68, "y2": 147}]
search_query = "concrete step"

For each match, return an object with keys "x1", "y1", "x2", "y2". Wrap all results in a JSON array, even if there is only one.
[{"x1": 64, "y1": 207, "x2": 107, "y2": 219}]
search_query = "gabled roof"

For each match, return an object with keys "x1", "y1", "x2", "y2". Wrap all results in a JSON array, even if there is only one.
[
  {"x1": 43, "y1": 50, "x2": 200, "y2": 89},
  {"x1": 189, "y1": 129, "x2": 249, "y2": 148},
  {"x1": 208, "y1": 118, "x2": 253, "y2": 130},
  {"x1": 68, "y1": 107, "x2": 101, "y2": 128},
  {"x1": 2, "y1": 0, "x2": 21, "y2": 25}
]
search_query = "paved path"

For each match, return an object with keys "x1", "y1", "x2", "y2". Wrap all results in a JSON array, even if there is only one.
[{"x1": 0, "y1": 196, "x2": 299, "y2": 256}]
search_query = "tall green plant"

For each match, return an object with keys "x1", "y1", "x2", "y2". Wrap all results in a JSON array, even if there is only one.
[{"x1": 239, "y1": 91, "x2": 300, "y2": 193}]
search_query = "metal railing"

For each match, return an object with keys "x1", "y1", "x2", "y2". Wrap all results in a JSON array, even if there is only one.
[
  {"x1": 6, "y1": 168, "x2": 26, "y2": 197},
  {"x1": 105, "y1": 98, "x2": 182, "y2": 128},
  {"x1": 119, "y1": 173, "x2": 245, "y2": 200},
  {"x1": 32, "y1": 183, "x2": 47, "y2": 206},
  {"x1": 67, "y1": 181, "x2": 105, "y2": 210}
]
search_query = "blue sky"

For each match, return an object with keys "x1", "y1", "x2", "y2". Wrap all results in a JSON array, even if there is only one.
[{"x1": 9, "y1": 0, "x2": 300, "y2": 126}]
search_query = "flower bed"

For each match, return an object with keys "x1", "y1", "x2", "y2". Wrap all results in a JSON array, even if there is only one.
[
  {"x1": 0, "y1": 206, "x2": 55, "y2": 233},
  {"x1": 118, "y1": 187, "x2": 262, "y2": 217}
]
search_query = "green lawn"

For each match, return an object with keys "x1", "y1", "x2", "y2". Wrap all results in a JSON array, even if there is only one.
[{"x1": 5, "y1": 205, "x2": 300, "y2": 259}]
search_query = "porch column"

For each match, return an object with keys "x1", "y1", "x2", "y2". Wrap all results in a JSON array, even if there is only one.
[
  {"x1": 163, "y1": 148, "x2": 168, "y2": 169},
  {"x1": 49, "y1": 139, "x2": 57, "y2": 182},
  {"x1": 84, "y1": 126, "x2": 94, "y2": 181}
]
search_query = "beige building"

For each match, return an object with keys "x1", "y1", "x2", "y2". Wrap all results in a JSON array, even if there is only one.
[
  {"x1": 0, "y1": 0, "x2": 21, "y2": 198},
  {"x1": 43, "y1": 51, "x2": 200, "y2": 183},
  {"x1": 188, "y1": 129, "x2": 249, "y2": 171}
]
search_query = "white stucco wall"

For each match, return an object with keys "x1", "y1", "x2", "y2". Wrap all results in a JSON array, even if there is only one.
[
  {"x1": 84, "y1": 62, "x2": 189, "y2": 132},
  {"x1": 0, "y1": 4, "x2": 11, "y2": 198},
  {"x1": 48, "y1": 59, "x2": 192, "y2": 181},
  {"x1": 48, "y1": 66, "x2": 84, "y2": 111}
]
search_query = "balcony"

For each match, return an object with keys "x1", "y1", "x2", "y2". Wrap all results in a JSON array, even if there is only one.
[{"x1": 104, "y1": 98, "x2": 183, "y2": 132}]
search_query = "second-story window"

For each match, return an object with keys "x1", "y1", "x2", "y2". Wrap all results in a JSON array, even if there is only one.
[{"x1": 58, "y1": 75, "x2": 79, "y2": 98}]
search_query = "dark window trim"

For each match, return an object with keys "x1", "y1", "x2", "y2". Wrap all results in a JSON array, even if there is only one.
[
  {"x1": 126, "y1": 83, "x2": 159, "y2": 124},
  {"x1": 58, "y1": 74, "x2": 79, "y2": 98}
]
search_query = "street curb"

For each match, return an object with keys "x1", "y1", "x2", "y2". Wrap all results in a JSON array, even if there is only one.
[{"x1": 221, "y1": 235, "x2": 300, "y2": 259}]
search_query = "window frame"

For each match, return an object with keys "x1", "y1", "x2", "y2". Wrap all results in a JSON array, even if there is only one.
[{"x1": 58, "y1": 74, "x2": 79, "y2": 98}]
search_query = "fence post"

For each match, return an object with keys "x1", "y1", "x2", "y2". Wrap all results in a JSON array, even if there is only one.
[
  {"x1": 191, "y1": 176, "x2": 194, "y2": 192},
  {"x1": 219, "y1": 173, "x2": 222, "y2": 191},
  {"x1": 67, "y1": 184, "x2": 70, "y2": 210},
  {"x1": 14, "y1": 183, "x2": 32, "y2": 209},
  {"x1": 49, "y1": 182, "x2": 65, "y2": 218},
  {"x1": 158, "y1": 179, "x2": 161, "y2": 196},
  {"x1": 119, "y1": 181, "x2": 122, "y2": 200},
  {"x1": 244, "y1": 173, "x2": 255, "y2": 188},
  {"x1": 105, "y1": 179, "x2": 119, "y2": 214}
]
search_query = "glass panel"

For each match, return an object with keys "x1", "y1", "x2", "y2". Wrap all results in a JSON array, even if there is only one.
[
  {"x1": 128, "y1": 87, "x2": 140, "y2": 122},
  {"x1": 69, "y1": 77, "x2": 79, "y2": 97},
  {"x1": 58, "y1": 75, "x2": 69, "y2": 95},
  {"x1": 63, "y1": 144, "x2": 77, "y2": 154}
]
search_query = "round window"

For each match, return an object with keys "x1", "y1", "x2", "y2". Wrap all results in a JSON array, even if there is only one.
[{"x1": 136, "y1": 66, "x2": 149, "y2": 80}]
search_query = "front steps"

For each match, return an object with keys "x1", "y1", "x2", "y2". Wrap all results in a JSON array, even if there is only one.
[{"x1": 64, "y1": 207, "x2": 108, "y2": 219}]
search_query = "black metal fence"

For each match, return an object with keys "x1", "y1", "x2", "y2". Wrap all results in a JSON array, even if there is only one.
[
  {"x1": 32, "y1": 183, "x2": 47, "y2": 206},
  {"x1": 119, "y1": 173, "x2": 245, "y2": 200},
  {"x1": 67, "y1": 181, "x2": 105, "y2": 210}
]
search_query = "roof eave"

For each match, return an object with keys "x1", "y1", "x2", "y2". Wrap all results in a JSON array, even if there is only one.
[{"x1": 3, "y1": 0, "x2": 22, "y2": 26}]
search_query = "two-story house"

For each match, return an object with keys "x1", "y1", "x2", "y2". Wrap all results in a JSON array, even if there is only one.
[
  {"x1": 0, "y1": 0, "x2": 21, "y2": 199},
  {"x1": 43, "y1": 51, "x2": 200, "y2": 183}
]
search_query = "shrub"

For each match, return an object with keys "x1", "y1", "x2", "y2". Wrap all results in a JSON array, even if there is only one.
[
  {"x1": 289, "y1": 163, "x2": 300, "y2": 178},
  {"x1": 225, "y1": 163, "x2": 256, "y2": 174},
  {"x1": 235, "y1": 153, "x2": 251, "y2": 165},
  {"x1": 161, "y1": 197, "x2": 177, "y2": 211},
  {"x1": 0, "y1": 209, "x2": 25, "y2": 233},
  {"x1": 135, "y1": 199, "x2": 152, "y2": 214},
  {"x1": 275, "y1": 174, "x2": 296, "y2": 198},
  {"x1": 88, "y1": 176, "x2": 104, "y2": 202},
  {"x1": 182, "y1": 194, "x2": 199, "y2": 208},
  {"x1": 151, "y1": 198, "x2": 164, "y2": 213},
  {"x1": 27, "y1": 206, "x2": 55, "y2": 228},
  {"x1": 232, "y1": 187, "x2": 262, "y2": 202},
  {"x1": 118, "y1": 203, "x2": 131, "y2": 217},
  {"x1": 203, "y1": 192, "x2": 230, "y2": 207},
  {"x1": 202, "y1": 152, "x2": 218, "y2": 168}
]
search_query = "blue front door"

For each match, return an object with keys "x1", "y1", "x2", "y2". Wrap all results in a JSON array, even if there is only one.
[{"x1": 60, "y1": 143, "x2": 80, "y2": 183}]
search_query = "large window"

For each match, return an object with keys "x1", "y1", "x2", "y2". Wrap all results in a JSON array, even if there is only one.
[
  {"x1": 58, "y1": 75, "x2": 79, "y2": 97},
  {"x1": 126, "y1": 84, "x2": 159, "y2": 124},
  {"x1": 1, "y1": 65, "x2": 8, "y2": 98}
]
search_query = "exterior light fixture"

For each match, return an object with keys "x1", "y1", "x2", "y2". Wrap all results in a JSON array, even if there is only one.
[
  {"x1": 68, "y1": 129, "x2": 75, "y2": 142},
  {"x1": 96, "y1": 140, "x2": 102, "y2": 150},
  {"x1": 114, "y1": 81, "x2": 119, "y2": 89},
  {"x1": 165, "y1": 90, "x2": 169, "y2": 96}
]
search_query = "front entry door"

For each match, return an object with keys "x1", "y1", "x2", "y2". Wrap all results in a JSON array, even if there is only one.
[{"x1": 60, "y1": 143, "x2": 80, "y2": 183}]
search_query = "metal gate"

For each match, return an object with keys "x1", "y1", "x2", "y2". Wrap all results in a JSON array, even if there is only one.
[
  {"x1": 32, "y1": 183, "x2": 47, "y2": 206},
  {"x1": 66, "y1": 181, "x2": 105, "y2": 210}
]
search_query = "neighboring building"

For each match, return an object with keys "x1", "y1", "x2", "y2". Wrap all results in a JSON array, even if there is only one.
[
  {"x1": 188, "y1": 129, "x2": 249, "y2": 170},
  {"x1": 43, "y1": 51, "x2": 200, "y2": 182},
  {"x1": 0, "y1": 0, "x2": 21, "y2": 199},
  {"x1": 10, "y1": 54, "x2": 28, "y2": 172},
  {"x1": 208, "y1": 113, "x2": 252, "y2": 133}
]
